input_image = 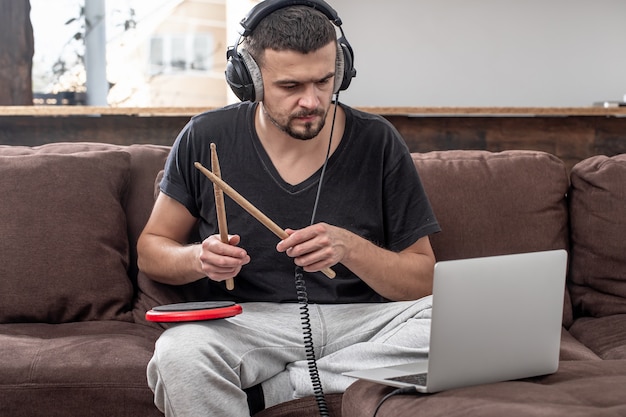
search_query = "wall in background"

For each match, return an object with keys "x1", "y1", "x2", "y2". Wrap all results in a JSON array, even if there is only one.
[{"x1": 331, "y1": 0, "x2": 626, "y2": 107}]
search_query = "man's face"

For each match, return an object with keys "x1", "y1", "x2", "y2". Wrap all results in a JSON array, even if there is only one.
[{"x1": 259, "y1": 41, "x2": 337, "y2": 140}]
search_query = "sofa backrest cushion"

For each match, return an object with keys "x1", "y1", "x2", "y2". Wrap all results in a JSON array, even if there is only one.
[
  {"x1": 0, "y1": 147, "x2": 132, "y2": 323},
  {"x1": 132, "y1": 170, "x2": 213, "y2": 328},
  {"x1": 413, "y1": 150, "x2": 572, "y2": 325},
  {"x1": 413, "y1": 150, "x2": 570, "y2": 260},
  {"x1": 569, "y1": 154, "x2": 626, "y2": 318},
  {"x1": 122, "y1": 145, "x2": 171, "y2": 286}
]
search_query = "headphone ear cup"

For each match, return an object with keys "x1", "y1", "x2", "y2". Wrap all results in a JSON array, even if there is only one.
[
  {"x1": 225, "y1": 47, "x2": 264, "y2": 102},
  {"x1": 225, "y1": 51, "x2": 256, "y2": 102},
  {"x1": 239, "y1": 48, "x2": 264, "y2": 102},
  {"x1": 334, "y1": 41, "x2": 345, "y2": 94},
  {"x1": 337, "y1": 37, "x2": 355, "y2": 92}
]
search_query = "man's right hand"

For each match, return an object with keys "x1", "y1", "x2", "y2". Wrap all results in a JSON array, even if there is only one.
[
  {"x1": 138, "y1": 193, "x2": 249, "y2": 286},
  {"x1": 198, "y1": 234, "x2": 250, "y2": 282}
]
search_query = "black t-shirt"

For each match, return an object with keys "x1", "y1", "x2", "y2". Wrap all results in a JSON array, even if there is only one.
[{"x1": 161, "y1": 101, "x2": 440, "y2": 303}]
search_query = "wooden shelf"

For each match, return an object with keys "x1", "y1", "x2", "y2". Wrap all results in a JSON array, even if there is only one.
[
  {"x1": 2, "y1": 106, "x2": 625, "y2": 172},
  {"x1": 359, "y1": 106, "x2": 626, "y2": 117},
  {"x1": 2, "y1": 105, "x2": 626, "y2": 118},
  {"x1": 0, "y1": 106, "x2": 206, "y2": 117}
]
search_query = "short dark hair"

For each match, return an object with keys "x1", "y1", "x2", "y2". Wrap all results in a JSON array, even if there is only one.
[{"x1": 244, "y1": 5, "x2": 337, "y2": 67}]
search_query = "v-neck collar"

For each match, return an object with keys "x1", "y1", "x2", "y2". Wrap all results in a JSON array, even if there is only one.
[{"x1": 246, "y1": 102, "x2": 350, "y2": 195}]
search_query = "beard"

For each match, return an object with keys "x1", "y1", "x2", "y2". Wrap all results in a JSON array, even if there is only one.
[{"x1": 265, "y1": 107, "x2": 328, "y2": 141}]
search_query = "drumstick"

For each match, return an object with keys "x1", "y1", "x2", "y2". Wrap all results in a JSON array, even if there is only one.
[
  {"x1": 194, "y1": 161, "x2": 336, "y2": 279},
  {"x1": 211, "y1": 144, "x2": 235, "y2": 290}
]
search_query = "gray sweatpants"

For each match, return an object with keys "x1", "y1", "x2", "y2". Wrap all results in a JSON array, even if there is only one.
[{"x1": 147, "y1": 297, "x2": 432, "y2": 417}]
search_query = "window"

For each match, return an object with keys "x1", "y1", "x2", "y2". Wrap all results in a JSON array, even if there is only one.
[{"x1": 149, "y1": 34, "x2": 213, "y2": 75}]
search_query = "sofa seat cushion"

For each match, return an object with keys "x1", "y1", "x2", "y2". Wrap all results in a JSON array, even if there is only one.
[
  {"x1": 0, "y1": 149, "x2": 133, "y2": 323},
  {"x1": 253, "y1": 393, "x2": 343, "y2": 417},
  {"x1": 569, "y1": 314, "x2": 626, "y2": 359},
  {"x1": 342, "y1": 360, "x2": 626, "y2": 417},
  {"x1": 569, "y1": 154, "x2": 626, "y2": 318},
  {"x1": 0, "y1": 321, "x2": 162, "y2": 417}
]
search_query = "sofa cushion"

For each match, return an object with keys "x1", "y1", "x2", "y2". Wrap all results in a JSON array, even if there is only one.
[
  {"x1": 412, "y1": 150, "x2": 572, "y2": 325},
  {"x1": 342, "y1": 360, "x2": 626, "y2": 417},
  {"x1": 132, "y1": 168, "x2": 212, "y2": 328},
  {"x1": 569, "y1": 154, "x2": 626, "y2": 318},
  {"x1": 122, "y1": 145, "x2": 171, "y2": 283},
  {"x1": 569, "y1": 314, "x2": 626, "y2": 360},
  {"x1": 559, "y1": 328, "x2": 601, "y2": 361},
  {"x1": 0, "y1": 321, "x2": 162, "y2": 416},
  {"x1": 0, "y1": 150, "x2": 132, "y2": 323},
  {"x1": 253, "y1": 393, "x2": 343, "y2": 417},
  {"x1": 413, "y1": 150, "x2": 570, "y2": 260}
]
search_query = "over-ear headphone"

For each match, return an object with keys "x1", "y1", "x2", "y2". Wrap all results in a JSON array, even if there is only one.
[{"x1": 225, "y1": 0, "x2": 356, "y2": 102}]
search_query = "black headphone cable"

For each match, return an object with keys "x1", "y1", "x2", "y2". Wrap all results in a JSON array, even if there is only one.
[{"x1": 294, "y1": 94, "x2": 340, "y2": 417}]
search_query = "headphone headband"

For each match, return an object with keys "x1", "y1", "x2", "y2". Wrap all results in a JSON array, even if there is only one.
[{"x1": 240, "y1": 0, "x2": 342, "y2": 36}]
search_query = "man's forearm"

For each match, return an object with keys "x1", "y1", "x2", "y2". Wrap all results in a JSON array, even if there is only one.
[
  {"x1": 342, "y1": 233, "x2": 435, "y2": 301},
  {"x1": 137, "y1": 234, "x2": 205, "y2": 285}
]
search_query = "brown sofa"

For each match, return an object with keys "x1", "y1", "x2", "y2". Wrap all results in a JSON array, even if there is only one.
[{"x1": 0, "y1": 142, "x2": 624, "y2": 417}]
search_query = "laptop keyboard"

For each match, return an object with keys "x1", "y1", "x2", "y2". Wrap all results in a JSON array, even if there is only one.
[{"x1": 387, "y1": 372, "x2": 428, "y2": 386}]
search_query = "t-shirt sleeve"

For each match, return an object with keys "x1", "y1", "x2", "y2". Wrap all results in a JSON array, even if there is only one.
[{"x1": 383, "y1": 134, "x2": 440, "y2": 252}]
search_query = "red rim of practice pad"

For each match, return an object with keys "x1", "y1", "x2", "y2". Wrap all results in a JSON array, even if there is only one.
[{"x1": 145, "y1": 301, "x2": 243, "y2": 323}]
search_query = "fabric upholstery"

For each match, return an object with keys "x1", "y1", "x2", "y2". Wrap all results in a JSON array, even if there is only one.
[
  {"x1": 122, "y1": 144, "x2": 170, "y2": 288},
  {"x1": 413, "y1": 150, "x2": 570, "y2": 261},
  {"x1": 254, "y1": 393, "x2": 343, "y2": 417},
  {"x1": 559, "y1": 328, "x2": 601, "y2": 361},
  {"x1": 0, "y1": 150, "x2": 132, "y2": 323},
  {"x1": 569, "y1": 154, "x2": 626, "y2": 318},
  {"x1": 413, "y1": 150, "x2": 572, "y2": 325},
  {"x1": 569, "y1": 315, "x2": 626, "y2": 360},
  {"x1": 0, "y1": 321, "x2": 162, "y2": 417},
  {"x1": 342, "y1": 360, "x2": 626, "y2": 417},
  {"x1": 130, "y1": 168, "x2": 212, "y2": 328}
]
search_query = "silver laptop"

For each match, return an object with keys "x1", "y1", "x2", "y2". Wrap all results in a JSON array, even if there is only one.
[{"x1": 344, "y1": 249, "x2": 568, "y2": 393}]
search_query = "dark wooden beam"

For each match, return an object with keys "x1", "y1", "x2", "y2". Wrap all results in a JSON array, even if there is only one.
[{"x1": 2, "y1": 107, "x2": 626, "y2": 171}]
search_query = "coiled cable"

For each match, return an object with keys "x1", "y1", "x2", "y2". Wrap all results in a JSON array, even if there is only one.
[
  {"x1": 292, "y1": 95, "x2": 341, "y2": 416},
  {"x1": 295, "y1": 266, "x2": 330, "y2": 416}
]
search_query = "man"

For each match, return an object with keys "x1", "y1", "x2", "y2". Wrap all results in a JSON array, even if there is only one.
[{"x1": 138, "y1": 1, "x2": 440, "y2": 416}]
